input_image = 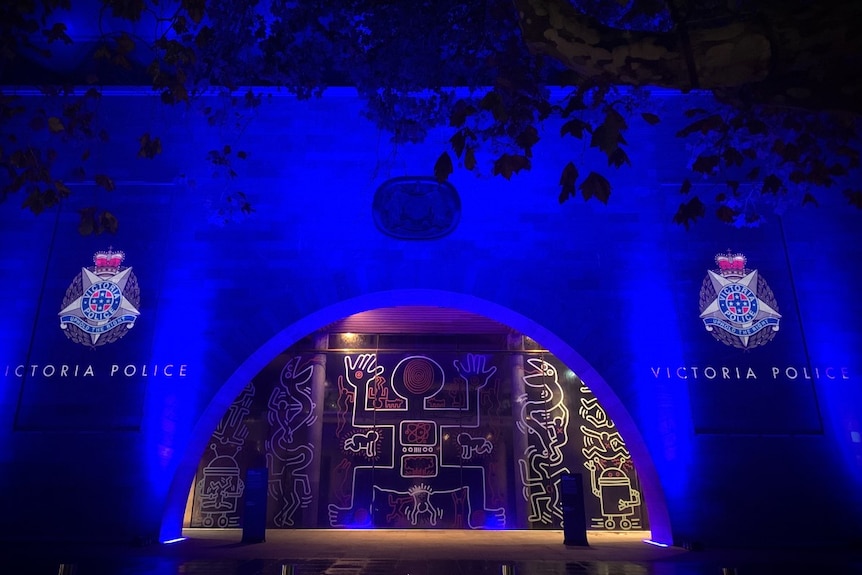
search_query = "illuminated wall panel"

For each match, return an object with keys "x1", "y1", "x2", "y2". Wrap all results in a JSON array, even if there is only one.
[
  {"x1": 0, "y1": 90, "x2": 859, "y2": 548},
  {"x1": 188, "y1": 336, "x2": 647, "y2": 531}
]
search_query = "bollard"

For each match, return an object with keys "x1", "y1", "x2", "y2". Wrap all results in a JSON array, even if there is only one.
[
  {"x1": 57, "y1": 564, "x2": 77, "y2": 575},
  {"x1": 281, "y1": 564, "x2": 296, "y2": 575}
]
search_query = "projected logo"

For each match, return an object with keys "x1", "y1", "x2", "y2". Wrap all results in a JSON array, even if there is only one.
[
  {"x1": 698, "y1": 251, "x2": 781, "y2": 349},
  {"x1": 58, "y1": 249, "x2": 141, "y2": 347}
]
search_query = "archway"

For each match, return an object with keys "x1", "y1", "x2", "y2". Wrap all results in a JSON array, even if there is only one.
[{"x1": 159, "y1": 289, "x2": 672, "y2": 543}]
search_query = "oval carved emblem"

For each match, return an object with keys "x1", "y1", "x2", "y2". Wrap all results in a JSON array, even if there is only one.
[{"x1": 372, "y1": 177, "x2": 461, "y2": 240}]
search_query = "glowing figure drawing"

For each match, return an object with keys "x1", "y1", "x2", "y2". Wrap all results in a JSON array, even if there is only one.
[
  {"x1": 457, "y1": 432, "x2": 493, "y2": 459},
  {"x1": 585, "y1": 460, "x2": 641, "y2": 530},
  {"x1": 579, "y1": 385, "x2": 642, "y2": 530},
  {"x1": 406, "y1": 484, "x2": 443, "y2": 526},
  {"x1": 196, "y1": 451, "x2": 245, "y2": 527},
  {"x1": 517, "y1": 359, "x2": 571, "y2": 525},
  {"x1": 192, "y1": 383, "x2": 255, "y2": 528},
  {"x1": 343, "y1": 429, "x2": 380, "y2": 458},
  {"x1": 578, "y1": 396, "x2": 613, "y2": 429},
  {"x1": 266, "y1": 356, "x2": 316, "y2": 527},
  {"x1": 580, "y1": 427, "x2": 627, "y2": 462},
  {"x1": 212, "y1": 384, "x2": 254, "y2": 447},
  {"x1": 518, "y1": 359, "x2": 569, "y2": 464},
  {"x1": 328, "y1": 352, "x2": 505, "y2": 529}
]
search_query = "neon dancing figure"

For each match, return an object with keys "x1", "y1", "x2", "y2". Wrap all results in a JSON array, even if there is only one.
[
  {"x1": 517, "y1": 359, "x2": 571, "y2": 525},
  {"x1": 266, "y1": 356, "x2": 316, "y2": 527}
]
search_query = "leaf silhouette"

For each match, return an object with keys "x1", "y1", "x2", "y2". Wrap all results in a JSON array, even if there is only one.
[
  {"x1": 641, "y1": 112, "x2": 661, "y2": 125},
  {"x1": 716, "y1": 205, "x2": 736, "y2": 223},
  {"x1": 608, "y1": 147, "x2": 630, "y2": 168},
  {"x1": 692, "y1": 154, "x2": 719, "y2": 174},
  {"x1": 48, "y1": 117, "x2": 64, "y2": 133},
  {"x1": 464, "y1": 147, "x2": 476, "y2": 171},
  {"x1": 676, "y1": 114, "x2": 725, "y2": 137},
  {"x1": 492, "y1": 154, "x2": 530, "y2": 179},
  {"x1": 680, "y1": 179, "x2": 692, "y2": 194},
  {"x1": 844, "y1": 189, "x2": 862, "y2": 208},
  {"x1": 138, "y1": 133, "x2": 162, "y2": 158},
  {"x1": 673, "y1": 197, "x2": 706, "y2": 229},
  {"x1": 579, "y1": 172, "x2": 611, "y2": 203},
  {"x1": 94, "y1": 174, "x2": 115, "y2": 191},
  {"x1": 560, "y1": 118, "x2": 591, "y2": 139},
  {"x1": 434, "y1": 151, "x2": 453, "y2": 182},
  {"x1": 761, "y1": 174, "x2": 783, "y2": 195},
  {"x1": 516, "y1": 126, "x2": 539, "y2": 156},
  {"x1": 450, "y1": 129, "x2": 467, "y2": 158},
  {"x1": 99, "y1": 210, "x2": 119, "y2": 234},
  {"x1": 558, "y1": 162, "x2": 578, "y2": 203}
]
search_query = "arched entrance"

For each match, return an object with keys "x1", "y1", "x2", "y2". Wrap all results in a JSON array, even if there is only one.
[{"x1": 159, "y1": 290, "x2": 671, "y2": 543}]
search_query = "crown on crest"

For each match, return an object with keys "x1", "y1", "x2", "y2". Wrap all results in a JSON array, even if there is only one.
[
  {"x1": 93, "y1": 248, "x2": 124, "y2": 274},
  {"x1": 715, "y1": 250, "x2": 746, "y2": 276}
]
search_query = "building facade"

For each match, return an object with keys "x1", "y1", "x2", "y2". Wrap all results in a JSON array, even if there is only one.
[{"x1": 1, "y1": 89, "x2": 860, "y2": 548}]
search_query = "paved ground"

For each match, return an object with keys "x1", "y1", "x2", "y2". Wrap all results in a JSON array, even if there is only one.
[{"x1": 6, "y1": 529, "x2": 862, "y2": 575}]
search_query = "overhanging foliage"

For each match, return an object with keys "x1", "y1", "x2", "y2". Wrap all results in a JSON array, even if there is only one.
[{"x1": 1, "y1": 0, "x2": 860, "y2": 232}]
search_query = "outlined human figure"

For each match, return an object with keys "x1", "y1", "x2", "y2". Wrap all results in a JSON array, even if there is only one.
[
  {"x1": 516, "y1": 358, "x2": 571, "y2": 526},
  {"x1": 405, "y1": 484, "x2": 443, "y2": 526},
  {"x1": 518, "y1": 444, "x2": 570, "y2": 524},
  {"x1": 212, "y1": 384, "x2": 254, "y2": 447},
  {"x1": 268, "y1": 356, "x2": 316, "y2": 447},
  {"x1": 343, "y1": 429, "x2": 380, "y2": 458},
  {"x1": 266, "y1": 355, "x2": 316, "y2": 527},
  {"x1": 578, "y1": 394, "x2": 613, "y2": 429},
  {"x1": 329, "y1": 352, "x2": 505, "y2": 529},
  {"x1": 335, "y1": 374, "x2": 355, "y2": 436},
  {"x1": 268, "y1": 444, "x2": 313, "y2": 526},
  {"x1": 518, "y1": 358, "x2": 569, "y2": 464},
  {"x1": 580, "y1": 426, "x2": 627, "y2": 462}
]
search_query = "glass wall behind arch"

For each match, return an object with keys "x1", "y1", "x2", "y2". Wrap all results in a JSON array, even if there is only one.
[{"x1": 187, "y1": 331, "x2": 648, "y2": 531}]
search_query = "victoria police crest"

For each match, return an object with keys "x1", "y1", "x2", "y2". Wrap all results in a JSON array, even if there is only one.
[
  {"x1": 58, "y1": 249, "x2": 141, "y2": 347},
  {"x1": 698, "y1": 251, "x2": 781, "y2": 350}
]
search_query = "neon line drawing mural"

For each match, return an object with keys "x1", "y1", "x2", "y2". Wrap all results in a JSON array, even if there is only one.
[
  {"x1": 457, "y1": 432, "x2": 493, "y2": 459},
  {"x1": 343, "y1": 429, "x2": 381, "y2": 458},
  {"x1": 195, "y1": 452, "x2": 245, "y2": 527},
  {"x1": 516, "y1": 358, "x2": 571, "y2": 525},
  {"x1": 335, "y1": 369, "x2": 356, "y2": 437},
  {"x1": 578, "y1": 384, "x2": 642, "y2": 530},
  {"x1": 328, "y1": 352, "x2": 506, "y2": 528},
  {"x1": 213, "y1": 383, "x2": 255, "y2": 448},
  {"x1": 193, "y1": 383, "x2": 255, "y2": 527},
  {"x1": 190, "y1": 342, "x2": 647, "y2": 530},
  {"x1": 266, "y1": 356, "x2": 317, "y2": 527}
]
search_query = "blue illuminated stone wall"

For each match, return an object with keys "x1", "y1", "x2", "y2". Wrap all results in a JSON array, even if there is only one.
[{"x1": 0, "y1": 89, "x2": 860, "y2": 548}]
